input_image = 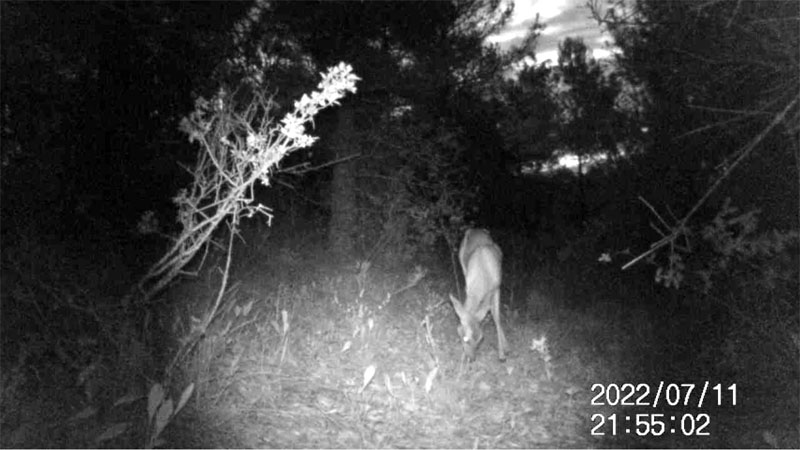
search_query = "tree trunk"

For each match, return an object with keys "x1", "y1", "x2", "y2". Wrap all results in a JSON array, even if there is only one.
[{"x1": 328, "y1": 104, "x2": 357, "y2": 259}]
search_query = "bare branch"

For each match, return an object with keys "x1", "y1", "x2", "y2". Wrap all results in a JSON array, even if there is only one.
[{"x1": 623, "y1": 94, "x2": 799, "y2": 270}]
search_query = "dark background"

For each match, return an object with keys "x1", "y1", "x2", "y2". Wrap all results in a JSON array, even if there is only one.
[{"x1": 1, "y1": 1, "x2": 797, "y2": 447}]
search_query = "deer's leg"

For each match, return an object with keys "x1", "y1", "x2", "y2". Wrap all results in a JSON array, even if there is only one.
[{"x1": 491, "y1": 289, "x2": 507, "y2": 361}]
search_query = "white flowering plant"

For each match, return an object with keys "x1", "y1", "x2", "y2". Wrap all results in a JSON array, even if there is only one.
[{"x1": 128, "y1": 63, "x2": 359, "y2": 305}]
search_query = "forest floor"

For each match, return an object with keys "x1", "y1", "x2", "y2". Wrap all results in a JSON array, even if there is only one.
[{"x1": 1, "y1": 230, "x2": 797, "y2": 448}]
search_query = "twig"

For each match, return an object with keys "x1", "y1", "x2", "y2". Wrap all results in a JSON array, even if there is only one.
[
  {"x1": 281, "y1": 153, "x2": 361, "y2": 175},
  {"x1": 638, "y1": 195, "x2": 670, "y2": 233},
  {"x1": 623, "y1": 94, "x2": 798, "y2": 270},
  {"x1": 165, "y1": 226, "x2": 236, "y2": 378},
  {"x1": 682, "y1": 96, "x2": 797, "y2": 229}
]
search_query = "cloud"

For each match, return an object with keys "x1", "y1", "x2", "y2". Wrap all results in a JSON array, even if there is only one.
[
  {"x1": 540, "y1": 24, "x2": 565, "y2": 36},
  {"x1": 486, "y1": 27, "x2": 529, "y2": 44},
  {"x1": 529, "y1": 0, "x2": 571, "y2": 21},
  {"x1": 488, "y1": 0, "x2": 617, "y2": 64},
  {"x1": 535, "y1": 49, "x2": 560, "y2": 65},
  {"x1": 507, "y1": 0, "x2": 568, "y2": 25}
]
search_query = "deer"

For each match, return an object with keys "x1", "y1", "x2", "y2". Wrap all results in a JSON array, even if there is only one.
[{"x1": 449, "y1": 228, "x2": 508, "y2": 362}]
